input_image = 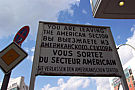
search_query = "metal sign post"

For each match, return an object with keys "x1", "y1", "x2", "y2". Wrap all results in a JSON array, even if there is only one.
[
  {"x1": 1, "y1": 26, "x2": 29, "y2": 90},
  {"x1": 29, "y1": 23, "x2": 43, "y2": 90},
  {"x1": 1, "y1": 71, "x2": 11, "y2": 90},
  {"x1": 0, "y1": 42, "x2": 28, "y2": 90},
  {"x1": 108, "y1": 29, "x2": 129, "y2": 90},
  {"x1": 29, "y1": 22, "x2": 129, "y2": 90}
]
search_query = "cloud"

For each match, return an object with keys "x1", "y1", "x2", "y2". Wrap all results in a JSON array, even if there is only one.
[
  {"x1": 119, "y1": 85, "x2": 123, "y2": 90},
  {"x1": 82, "y1": 9, "x2": 87, "y2": 14},
  {"x1": 0, "y1": 0, "x2": 80, "y2": 39},
  {"x1": 41, "y1": 77, "x2": 90, "y2": 90},
  {"x1": 109, "y1": 25, "x2": 135, "y2": 90},
  {"x1": 92, "y1": 77, "x2": 111, "y2": 90},
  {"x1": 123, "y1": 54, "x2": 135, "y2": 74},
  {"x1": 117, "y1": 25, "x2": 135, "y2": 65},
  {"x1": 131, "y1": 24, "x2": 135, "y2": 32},
  {"x1": 27, "y1": 55, "x2": 34, "y2": 62},
  {"x1": 117, "y1": 45, "x2": 133, "y2": 65},
  {"x1": 31, "y1": 47, "x2": 35, "y2": 52},
  {"x1": 85, "y1": 23, "x2": 91, "y2": 25},
  {"x1": 91, "y1": 24, "x2": 135, "y2": 90},
  {"x1": 25, "y1": 46, "x2": 35, "y2": 62},
  {"x1": 116, "y1": 35, "x2": 121, "y2": 40},
  {"x1": 24, "y1": 47, "x2": 29, "y2": 53}
]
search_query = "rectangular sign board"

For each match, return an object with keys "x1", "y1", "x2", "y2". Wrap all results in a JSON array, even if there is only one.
[{"x1": 33, "y1": 21, "x2": 123, "y2": 77}]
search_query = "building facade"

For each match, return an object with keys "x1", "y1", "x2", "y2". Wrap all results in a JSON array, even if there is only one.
[
  {"x1": 1, "y1": 76, "x2": 28, "y2": 90},
  {"x1": 112, "y1": 66, "x2": 135, "y2": 90}
]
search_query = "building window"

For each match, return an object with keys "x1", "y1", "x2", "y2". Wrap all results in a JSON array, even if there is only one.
[
  {"x1": 129, "y1": 69, "x2": 132, "y2": 75},
  {"x1": 128, "y1": 78, "x2": 130, "y2": 82},
  {"x1": 129, "y1": 84, "x2": 132, "y2": 88},
  {"x1": 12, "y1": 83, "x2": 17, "y2": 87},
  {"x1": 133, "y1": 81, "x2": 135, "y2": 86},
  {"x1": 125, "y1": 72, "x2": 130, "y2": 78},
  {"x1": 132, "y1": 76, "x2": 134, "y2": 80}
]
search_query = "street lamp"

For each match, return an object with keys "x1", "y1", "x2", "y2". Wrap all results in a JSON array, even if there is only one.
[{"x1": 117, "y1": 44, "x2": 135, "y2": 50}]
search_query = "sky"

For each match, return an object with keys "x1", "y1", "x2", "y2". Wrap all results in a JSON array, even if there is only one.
[{"x1": 0, "y1": 0, "x2": 135, "y2": 90}]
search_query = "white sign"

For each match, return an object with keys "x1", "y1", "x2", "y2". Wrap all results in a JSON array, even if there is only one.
[
  {"x1": 33, "y1": 22, "x2": 123, "y2": 76},
  {"x1": 0, "y1": 42, "x2": 27, "y2": 73}
]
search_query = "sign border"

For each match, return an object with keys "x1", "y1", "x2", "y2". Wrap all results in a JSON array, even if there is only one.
[
  {"x1": 0, "y1": 42, "x2": 28, "y2": 73},
  {"x1": 29, "y1": 21, "x2": 128, "y2": 90},
  {"x1": 13, "y1": 26, "x2": 29, "y2": 45},
  {"x1": 31, "y1": 21, "x2": 123, "y2": 77}
]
